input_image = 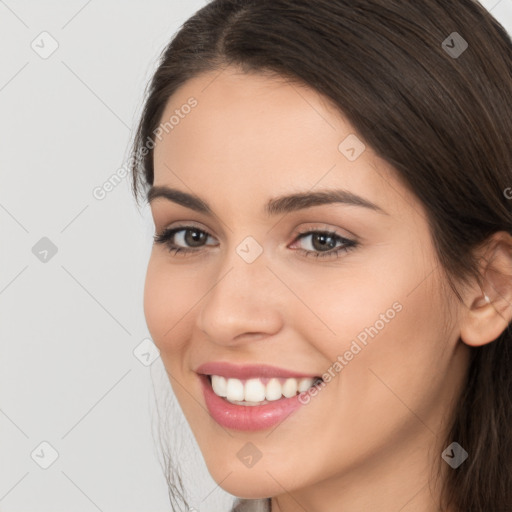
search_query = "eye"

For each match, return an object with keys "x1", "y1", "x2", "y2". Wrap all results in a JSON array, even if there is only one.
[
  {"x1": 153, "y1": 225, "x2": 217, "y2": 256},
  {"x1": 153, "y1": 225, "x2": 358, "y2": 260},
  {"x1": 290, "y1": 229, "x2": 358, "y2": 259}
]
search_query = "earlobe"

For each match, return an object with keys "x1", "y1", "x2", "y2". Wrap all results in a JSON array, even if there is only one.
[
  {"x1": 460, "y1": 293, "x2": 510, "y2": 347},
  {"x1": 459, "y1": 231, "x2": 512, "y2": 348}
]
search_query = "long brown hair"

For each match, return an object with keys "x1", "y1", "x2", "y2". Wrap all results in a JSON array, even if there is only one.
[{"x1": 130, "y1": 1, "x2": 512, "y2": 510}]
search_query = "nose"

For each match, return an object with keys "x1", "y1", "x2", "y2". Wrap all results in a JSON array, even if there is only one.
[{"x1": 196, "y1": 248, "x2": 284, "y2": 347}]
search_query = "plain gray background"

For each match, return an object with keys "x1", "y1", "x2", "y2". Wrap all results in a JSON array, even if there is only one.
[{"x1": 1, "y1": 1, "x2": 511, "y2": 511}]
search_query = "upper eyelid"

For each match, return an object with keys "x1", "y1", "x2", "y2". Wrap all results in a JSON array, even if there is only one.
[{"x1": 160, "y1": 216, "x2": 356, "y2": 232}]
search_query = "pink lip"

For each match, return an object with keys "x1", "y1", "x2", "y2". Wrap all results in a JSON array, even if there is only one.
[
  {"x1": 195, "y1": 361, "x2": 320, "y2": 380},
  {"x1": 199, "y1": 374, "x2": 307, "y2": 431}
]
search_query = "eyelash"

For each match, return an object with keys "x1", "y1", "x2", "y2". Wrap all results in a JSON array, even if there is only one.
[{"x1": 153, "y1": 225, "x2": 358, "y2": 260}]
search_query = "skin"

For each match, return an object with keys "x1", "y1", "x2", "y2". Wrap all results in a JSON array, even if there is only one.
[{"x1": 144, "y1": 67, "x2": 512, "y2": 512}]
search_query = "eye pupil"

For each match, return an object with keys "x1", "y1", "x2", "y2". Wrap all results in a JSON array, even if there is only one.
[{"x1": 185, "y1": 229, "x2": 207, "y2": 247}]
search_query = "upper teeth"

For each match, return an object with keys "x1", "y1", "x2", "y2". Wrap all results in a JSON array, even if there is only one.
[{"x1": 211, "y1": 375, "x2": 316, "y2": 403}]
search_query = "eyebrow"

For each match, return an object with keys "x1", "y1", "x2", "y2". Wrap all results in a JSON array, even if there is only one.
[{"x1": 146, "y1": 185, "x2": 387, "y2": 216}]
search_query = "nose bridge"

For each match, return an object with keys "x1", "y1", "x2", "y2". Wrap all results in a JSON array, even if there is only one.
[{"x1": 197, "y1": 236, "x2": 283, "y2": 344}]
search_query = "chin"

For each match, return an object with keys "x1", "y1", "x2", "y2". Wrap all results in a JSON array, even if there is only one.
[
  {"x1": 204, "y1": 459, "x2": 283, "y2": 499},
  {"x1": 216, "y1": 481, "x2": 275, "y2": 500}
]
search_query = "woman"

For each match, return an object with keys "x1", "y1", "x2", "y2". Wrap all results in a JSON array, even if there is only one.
[{"x1": 130, "y1": 1, "x2": 512, "y2": 510}]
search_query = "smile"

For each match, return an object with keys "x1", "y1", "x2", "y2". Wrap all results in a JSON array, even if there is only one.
[
  {"x1": 209, "y1": 375, "x2": 321, "y2": 405},
  {"x1": 196, "y1": 362, "x2": 324, "y2": 430}
]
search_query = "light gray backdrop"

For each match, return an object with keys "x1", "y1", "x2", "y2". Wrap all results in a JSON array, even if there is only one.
[{"x1": 1, "y1": 1, "x2": 511, "y2": 511}]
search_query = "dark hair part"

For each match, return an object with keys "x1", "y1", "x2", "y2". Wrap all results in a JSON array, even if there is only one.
[{"x1": 130, "y1": 1, "x2": 512, "y2": 510}]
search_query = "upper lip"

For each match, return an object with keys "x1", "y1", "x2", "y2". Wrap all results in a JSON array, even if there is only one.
[{"x1": 195, "y1": 362, "x2": 321, "y2": 380}]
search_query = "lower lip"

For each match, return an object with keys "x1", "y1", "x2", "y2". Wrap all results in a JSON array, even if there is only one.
[{"x1": 199, "y1": 374, "x2": 307, "y2": 431}]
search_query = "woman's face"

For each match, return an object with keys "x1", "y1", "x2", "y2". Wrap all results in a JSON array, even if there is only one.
[{"x1": 145, "y1": 67, "x2": 471, "y2": 502}]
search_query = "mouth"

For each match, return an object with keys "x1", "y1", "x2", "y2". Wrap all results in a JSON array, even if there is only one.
[
  {"x1": 195, "y1": 362, "x2": 325, "y2": 430},
  {"x1": 198, "y1": 370, "x2": 325, "y2": 431},
  {"x1": 206, "y1": 374, "x2": 324, "y2": 406}
]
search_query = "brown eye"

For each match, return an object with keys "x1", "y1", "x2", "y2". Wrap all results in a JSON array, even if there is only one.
[
  {"x1": 183, "y1": 228, "x2": 208, "y2": 247},
  {"x1": 291, "y1": 230, "x2": 358, "y2": 260},
  {"x1": 309, "y1": 232, "x2": 338, "y2": 251},
  {"x1": 153, "y1": 226, "x2": 218, "y2": 254}
]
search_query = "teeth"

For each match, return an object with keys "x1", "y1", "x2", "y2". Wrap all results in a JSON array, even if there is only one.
[
  {"x1": 226, "y1": 378, "x2": 244, "y2": 401},
  {"x1": 211, "y1": 375, "x2": 227, "y2": 397},
  {"x1": 265, "y1": 378, "x2": 282, "y2": 401},
  {"x1": 210, "y1": 375, "x2": 316, "y2": 403},
  {"x1": 245, "y1": 378, "x2": 266, "y2": 402},
  {"x1": 298, "y1": 377, "x2": 313, "y2": 392},
  {"x1": 282, "y1": 378, "x2": 298, "y2": 398}
]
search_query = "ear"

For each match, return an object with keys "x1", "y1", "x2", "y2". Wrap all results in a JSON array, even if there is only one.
[{"x1": 460, "y1": 231, "x2": 512, "y2": 347}]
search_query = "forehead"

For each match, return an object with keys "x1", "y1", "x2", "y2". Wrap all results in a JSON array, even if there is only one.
[{"x1": 151, "y1": 68, "x2": 413, "y2": 220}]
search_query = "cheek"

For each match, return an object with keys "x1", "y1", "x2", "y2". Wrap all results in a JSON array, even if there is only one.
[
  {"x1": 321, "y1": 270, "x2": 449, "y2": 423},
  {"x1": 293, "y1": 249, "x2": 445, "y2": 386},
  {"x1": 143, "y1": 255, "x2": 202, "y2": 353},
  {"x1": 287, "y1": 263, "x2": 408, "y2": 358}
]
